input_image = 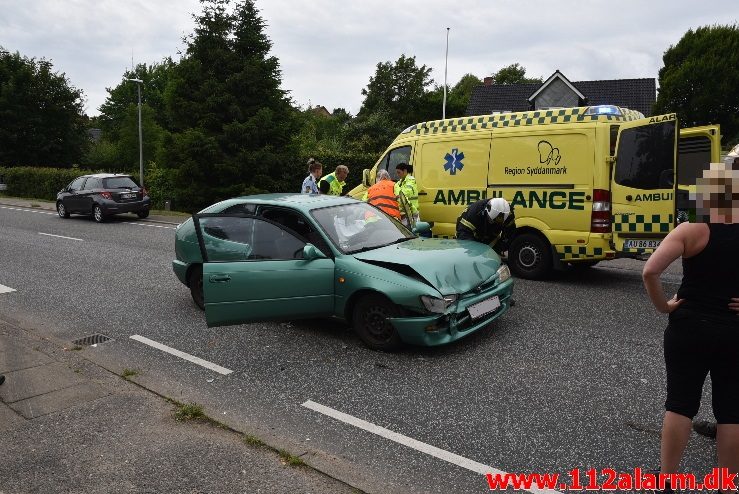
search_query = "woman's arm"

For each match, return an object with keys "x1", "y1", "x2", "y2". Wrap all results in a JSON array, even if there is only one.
[{"x1": 642, "y1": 225, "x2": 688, "y2": 313}]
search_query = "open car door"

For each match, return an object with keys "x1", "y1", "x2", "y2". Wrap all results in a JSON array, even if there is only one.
[
  {"x1": 611, "y1": 113, "x2": 678, "y2": 255},
  {"x1": 192, "y1": 214, "x2": 335, "y2": 327}
]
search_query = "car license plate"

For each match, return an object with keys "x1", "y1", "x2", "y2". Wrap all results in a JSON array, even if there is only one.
[
  {"x1": 121, "y1": 192, "x2": 137, "y2": 199},
  {"x1": 623, "y1": 239, "x2": 661, "y2": 249},
  {"x1": 467, "y1": 295, "x2": 501, "y2": 320}
]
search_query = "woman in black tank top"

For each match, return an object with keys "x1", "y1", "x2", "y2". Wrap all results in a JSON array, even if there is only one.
[{"x1": 642, "y1": 162, "x2": 739, "y2": 493}]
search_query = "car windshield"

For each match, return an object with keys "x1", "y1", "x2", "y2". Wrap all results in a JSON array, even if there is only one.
[
  {"x1": 311, "y1": 202, "x2": 415, "y2": 254},
  {"x1": 103, "y1": 176, "x2": 139, "y2": 189}
]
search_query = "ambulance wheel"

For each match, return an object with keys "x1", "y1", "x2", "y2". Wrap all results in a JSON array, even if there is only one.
[{"x1": 509, "y1": 233, "x2": 552, "y2": 280}]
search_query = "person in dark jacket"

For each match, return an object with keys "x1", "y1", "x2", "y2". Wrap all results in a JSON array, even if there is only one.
[
  {"x1": 642, "y1": 162, "x2": 739, "y2": 493},
  {"x1": 456, "y1": 198, "x2": 515, "y2": 255}
]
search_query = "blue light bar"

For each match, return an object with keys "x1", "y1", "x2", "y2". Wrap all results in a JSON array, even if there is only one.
[{"x1": 585, "y1": 105, "x2": 622, "y2": 116}]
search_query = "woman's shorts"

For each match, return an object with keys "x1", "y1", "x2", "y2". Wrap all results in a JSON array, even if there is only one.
[{"x1": 664, "y1": 308, "x2": 739, "y2": 424}]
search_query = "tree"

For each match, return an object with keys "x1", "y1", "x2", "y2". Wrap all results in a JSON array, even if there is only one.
[
  {"x1": 491, "y1": 63, "x2": 542, "y2": 85},
  {"x1": 160, "y1": 0, "x2": 298, "y2": 210},
  {"x1": 98, "y1": 60, "x2": 175, "y2": 141},
  {"x1": 654, "y1": 25, "x2": 739, "y2": 144},
  {"x1": 0, "y1": 48, "x2": 88, "y2": 166},
  {"x1": 359, "y1": 54, "x2": 434, "y2": 126}
]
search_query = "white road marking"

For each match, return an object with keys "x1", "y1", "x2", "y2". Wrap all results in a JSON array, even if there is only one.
[
  {"x1": 130, "y1": 335, "x2": 233, "y2": 375},
  {"x1": 38, "y1": 232, "x2": 84, "y2": 241},
  {"x1": 0, "y1": 205, "x2": 176, "y2": 229},
  {"x1": 0, "y1": 284, "x2": 16, "y2": 294},
  {"x1": 302, "y1": 400, "x2": 561, "y2": 494},
  {"x1": 0, "y1": 205, "x2": 56, "y2": 216}
]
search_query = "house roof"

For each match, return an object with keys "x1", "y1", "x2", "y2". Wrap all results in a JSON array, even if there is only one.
[{"x1": 466, "y1": 75, "x2": 656, "y2": 117}]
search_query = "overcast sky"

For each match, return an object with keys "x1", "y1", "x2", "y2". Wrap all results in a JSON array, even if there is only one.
[{"x1": 2, "y1": 0, "x2": 738, "y2": 117}]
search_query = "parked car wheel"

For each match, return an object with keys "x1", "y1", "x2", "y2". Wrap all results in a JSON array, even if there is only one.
[
  {"x1": 189, "y1": 265, "x2": 204, "y2": 310},
  {"x1": 92, "y1": 204, "x2": 106, "y2": 223},
  {"x1": 352, "y1": 293, "x2": 403, "y2": 351},
  {"x1": 56, "y1": 201, "x2": 70, "y2": 218},
  {"x1": 137, "y1": 209, "x2": 150, "y2": 219},
  {"x1": 509, "y1": 233, "x2": 552, "y2": 280}
]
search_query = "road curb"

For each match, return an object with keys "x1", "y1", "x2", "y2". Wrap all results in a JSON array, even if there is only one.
[{"x1": 0, "y1": 200, "x2": 183, "y2": 226}]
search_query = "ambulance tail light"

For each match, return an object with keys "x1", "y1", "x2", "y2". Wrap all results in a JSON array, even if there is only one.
[{"x1": 591, "y1": 189, "x2": 611, "y2": 233}]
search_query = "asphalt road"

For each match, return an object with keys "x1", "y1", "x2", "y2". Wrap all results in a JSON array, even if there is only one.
[{"x1": 0, "y1": 204, "x2": 718, "y2": 493}]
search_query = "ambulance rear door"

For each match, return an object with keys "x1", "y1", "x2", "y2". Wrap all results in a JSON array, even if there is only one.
[
  {"x1": 676, "y1": 125, "x2": 721, "y2": 214},
  {"x1": 611, "y1": 114, "x2": 678, "y2": 255}
]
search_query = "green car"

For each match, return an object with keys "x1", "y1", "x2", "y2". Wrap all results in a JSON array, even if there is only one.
[{"x1": 172, "y1": 194, "x2": 514, "y2": 351}]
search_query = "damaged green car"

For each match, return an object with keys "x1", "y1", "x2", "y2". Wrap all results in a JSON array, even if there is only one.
[{"x1": 173, "y1": 194, "x2": 513, "y2": 351}]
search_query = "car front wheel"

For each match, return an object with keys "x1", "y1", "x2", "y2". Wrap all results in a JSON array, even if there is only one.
[
  {"x1": 352, "y1": 293, "x2": 403, "y2": 351},
  {"x1": 188, "y1": 265, "x2": 204, "y2": 310},
  {"x1": 92, "y1": 204, "x2": 106, "y2": 223},
  {"x1": 57, "y1": 201, "x2": 70, "y2": 218},
  {"x1": 137, "y1": 209, "x2": 150, "y2": 219}
]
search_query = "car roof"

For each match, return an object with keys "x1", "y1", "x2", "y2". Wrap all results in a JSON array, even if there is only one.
[
  {"x1": 78, "y1": 173, "x2": 133, "y2": 179},
  {"x1": 202, "y1": 193, "x2": 360, "y2": 213}
]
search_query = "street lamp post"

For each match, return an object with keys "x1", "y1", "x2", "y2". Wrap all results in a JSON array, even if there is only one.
[
  {"x1": 443, "y1": 27, "x2": 450, "y2": 120},
  {"x1": 126, "y1": 78, "x2": 144, "y2": 187}
]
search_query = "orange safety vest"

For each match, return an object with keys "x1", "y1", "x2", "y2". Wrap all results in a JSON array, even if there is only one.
[{"x1": 367, "y1": 180, "x2": 401, "y2": 219}]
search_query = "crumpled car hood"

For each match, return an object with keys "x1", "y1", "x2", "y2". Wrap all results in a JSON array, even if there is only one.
[{"x1": 353, "y1": 238, "x2": 501, "y2": 295}]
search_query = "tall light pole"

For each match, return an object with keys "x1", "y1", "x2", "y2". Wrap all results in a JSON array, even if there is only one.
[
  {"x1": 443, "y1": 27, "x2": 450, "y2": 120},
  {"x1": 126, "y1": 78, "x2": 144, "y2": 187}
]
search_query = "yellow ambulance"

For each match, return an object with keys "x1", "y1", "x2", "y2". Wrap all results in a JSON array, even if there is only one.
[{"x1": 348, "y1": 105, "x2": 721, "y2": 279}]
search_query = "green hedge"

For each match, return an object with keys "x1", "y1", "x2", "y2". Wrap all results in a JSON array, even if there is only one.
[
  {"x1": 0, "y1": 151, "x2": 380, "y2": 211},
  {"x1": 0, "y1": 166, "x2": 84, "y2": 201}
]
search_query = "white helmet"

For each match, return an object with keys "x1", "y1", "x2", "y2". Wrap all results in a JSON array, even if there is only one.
[{"x1": 485, "y1": 198, "x2": 511, "y2": 221}]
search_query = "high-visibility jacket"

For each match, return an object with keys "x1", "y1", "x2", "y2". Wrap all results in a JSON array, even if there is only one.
[
  {"x1": 394, "y1": 175, "x2": 419, "y2": 215},
  {"x1": 318, "y1": 172, "x2": 345, "y2": 196},
  {"x1": 364, "y1": 180, "x2": 401, "y2": 219}
]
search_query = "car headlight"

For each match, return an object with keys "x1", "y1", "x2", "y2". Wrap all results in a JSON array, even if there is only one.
[
  {"x1": 497, "y1": 264, "x2": 511, "y2": 283},
  {"x1": 420, "y1": 294, "x2": 457, "y2": 313}
]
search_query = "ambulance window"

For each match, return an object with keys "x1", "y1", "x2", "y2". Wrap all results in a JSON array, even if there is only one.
[
  {"x1": 379, "y1": 146, "x2": 412, "y2": 180},
  {"x1": 614, "y1": 121, "x2": 676, "y2": 190},
  {"x1": 677, "y1": 136, "x2": 711, "y2": 186},
  {"x1": 609, "y1": 125, "x2": 619, "y2": 156}
]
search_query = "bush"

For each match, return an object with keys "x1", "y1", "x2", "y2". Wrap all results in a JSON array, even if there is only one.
[{"x1": 0, "y1": 166, "x2": 84, "y2": 200}]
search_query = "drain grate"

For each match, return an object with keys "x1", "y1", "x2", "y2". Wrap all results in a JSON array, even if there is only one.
[{"x1": 72, "y1": 333, "x2": 113, "y2": 346}]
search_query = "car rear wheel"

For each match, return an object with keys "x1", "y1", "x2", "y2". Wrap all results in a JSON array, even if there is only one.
[
  {"x1": 92, "y1": 204, "x2": 106, "y2": 223},
  {"x1": 509, "y1": 233, "x2": 552, "y2": 280},
  {"x1": 189, "y1": 265, "x2": 204, "y2": 310},
  {"x1": 57, "y1": 201, "x2": 69, "y2": 218},
  {"x1": 137, "y1": 209, "x2": 150, "y2": 219},
  {"x1": 352, "y1": 293, "x2": 403, "y2": 351}
]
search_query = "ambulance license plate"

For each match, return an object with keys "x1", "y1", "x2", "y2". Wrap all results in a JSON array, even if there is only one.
[
  {"x1": 467, "y1": 296, "x2": 501, "y2": 320},
  {"x1": 623, "y1": 239, "x2": 661, "y2": 249}
]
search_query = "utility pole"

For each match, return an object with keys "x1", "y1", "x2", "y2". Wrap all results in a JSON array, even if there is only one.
[{"x1": 443, "y1": 27, "x2": 450, "y2": 120}]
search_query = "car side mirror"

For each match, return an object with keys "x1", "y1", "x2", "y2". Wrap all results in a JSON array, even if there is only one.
[
  {"x1": 303, "y1": 243, "x2": 327, "y2": 260},
  {"x1": 412, "y1": 221, "x2": 432, "y2": 236},
  {"x1": 362, "y1": 169, "x2": 371, "y2": 188}
]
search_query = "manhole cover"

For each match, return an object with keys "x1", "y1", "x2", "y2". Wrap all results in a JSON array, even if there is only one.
[{"x1": 72, "y1": 334, "x2": 113, "y2": 346}]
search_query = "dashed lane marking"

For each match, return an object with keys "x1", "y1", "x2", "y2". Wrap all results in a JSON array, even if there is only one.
[
  {"x1": 0, "y1": 205, "x2": 176, "y2": 230},
  {"x1": 0, "y1": 284, "x2": 16, "y2": 294},
  {"x1": 301, "y1": 400, "x2": 561, "y2": 494},
  {"x1": 130, "y1": 335, "x2": 233, "y2": 375},
  {"x1": 38, "y1": 232, "x2": 84, "y2": 241}
]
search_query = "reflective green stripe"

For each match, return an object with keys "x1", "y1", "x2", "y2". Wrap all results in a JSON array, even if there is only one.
[{"x1": 459, "y1": 218, "x2": 476, "y2": 231}]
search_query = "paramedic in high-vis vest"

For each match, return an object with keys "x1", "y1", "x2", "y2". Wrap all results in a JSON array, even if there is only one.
[
  {"x1": 362, "y1": 169, "x2": 401, "y2": 220},
  {"x1": 456, "y1": 198, "x2": 516, "y2": 255},
  {"x1": 319, "y1": 165, "x2": 349, "y2": 196},
  {"x1": 394, "y1": 163, "x2": 419, "y2": 226}
]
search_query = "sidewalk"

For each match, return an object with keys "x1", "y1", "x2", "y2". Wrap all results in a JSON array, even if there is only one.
[
  {"x1": 0, "y1": 318, "x2": 358, "y2": 493},
  {"x1": 0, "y1": 195, "x2": 186, "y2": 225}
]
